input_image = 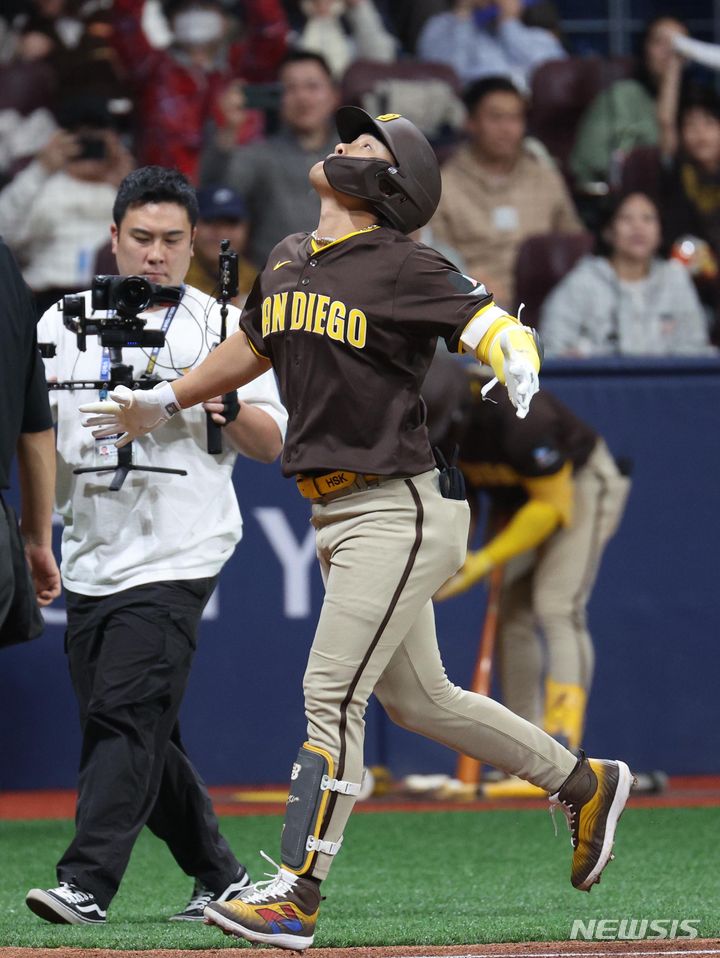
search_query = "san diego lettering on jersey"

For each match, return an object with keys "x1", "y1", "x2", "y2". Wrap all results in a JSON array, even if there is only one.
[{"x1": 261, "y1": 291, "x2": 367, "y2": 349}]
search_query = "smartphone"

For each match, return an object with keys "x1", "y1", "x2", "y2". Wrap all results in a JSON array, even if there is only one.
[
  {"x1": 243, "y1": 83, "x2": 282, "y2": 111},
  {"x1": 76, "y1": 136, "x2": 107, "y2": 160}
]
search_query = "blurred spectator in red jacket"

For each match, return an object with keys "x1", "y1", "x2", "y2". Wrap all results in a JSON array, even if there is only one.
[{"x1": 112, "y1": 0, "x2": 288, "y2": 182}]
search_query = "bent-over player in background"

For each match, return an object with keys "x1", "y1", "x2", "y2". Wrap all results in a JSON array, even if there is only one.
[
  {"x1": 80, "y1": 109, "x2": 635, "y2": 951},
  {"x1": 428, "y1": 359, "x2": 630, "y2": 755}
]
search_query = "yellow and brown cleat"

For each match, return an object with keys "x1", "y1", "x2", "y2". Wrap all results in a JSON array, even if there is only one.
[
  {"x1": 204, "y1": 857, "x2": 321, "y2": 951},
  {"x1": 550, "y1": 750, "x2": 635, "y2": 891}
]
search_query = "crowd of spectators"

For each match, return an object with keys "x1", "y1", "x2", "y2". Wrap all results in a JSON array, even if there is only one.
[{"x1": 1, "y1": 0, "x2": 719, "y2": 353}]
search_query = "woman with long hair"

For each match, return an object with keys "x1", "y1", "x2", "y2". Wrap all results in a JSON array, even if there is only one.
[
  {"x1": 570, "y1": 16, "x2": 688, "y2": 188},
  {"x1": 540, "y1": 190, "x2": 712, "y2": 356}
]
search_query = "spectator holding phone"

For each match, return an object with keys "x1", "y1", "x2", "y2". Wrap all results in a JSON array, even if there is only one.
[{"x1": 0, "y1": 96, "x2": 134, "y2": 313}]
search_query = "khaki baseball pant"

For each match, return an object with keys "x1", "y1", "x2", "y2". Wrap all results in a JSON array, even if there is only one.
[
  {"x1": 497, "y1": 439, "x2": 631, "y2": 724},
  {"x1": 300, "y1": 469, "x2": 577, "y2": 880}
]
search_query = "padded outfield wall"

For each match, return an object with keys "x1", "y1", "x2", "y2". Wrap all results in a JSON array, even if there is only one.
[{"x1": 1, "y1": 358, "x2": 718, "y2": 790}]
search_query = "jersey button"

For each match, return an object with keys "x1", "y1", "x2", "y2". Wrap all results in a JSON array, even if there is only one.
[
  {"x1": 301, "y1": 278, "x2": 310, "y2": 286},
  {"x1": 309, "y1": 259, "x2": 318, "y2": 267}
]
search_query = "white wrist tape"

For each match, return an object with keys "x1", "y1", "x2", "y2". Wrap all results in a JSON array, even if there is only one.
[
  {"x1": 460, "y1": 304, "x2": 512, "y2": 354},
  {"x1": 153, "y1": 380, "x2": 181, "y2": 418}
]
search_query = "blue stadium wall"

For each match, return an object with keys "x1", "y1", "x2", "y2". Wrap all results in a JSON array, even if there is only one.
[{"x1": 1, "y1": 358, "x2": 719, "y2": 791}]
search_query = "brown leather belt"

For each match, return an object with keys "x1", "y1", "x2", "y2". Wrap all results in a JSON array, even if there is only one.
[{"x1": 296, "y1": 470, "x2": 381, "y2": 499}]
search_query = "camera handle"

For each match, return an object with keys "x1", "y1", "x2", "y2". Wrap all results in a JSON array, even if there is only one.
[
  {"x1": 206, "y1": 239, "x2": 239, "y2": 456},
  {"x1": 205, "y1": 343, "x2": 224, "y2": 455},
  {"x1": 74, "y1": 442, "x2": 188, "y2": 492},
  {"x1": 73, "y1": 347, "x2": 187, "y2": 491}
]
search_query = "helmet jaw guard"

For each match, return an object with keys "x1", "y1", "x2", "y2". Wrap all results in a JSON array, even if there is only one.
[
  {"x1": 323, "y1": 155, "x2": 426, "y2": 234},
  {"x1": 323, "y1": 107, "x2": 441, "y2": 235}
]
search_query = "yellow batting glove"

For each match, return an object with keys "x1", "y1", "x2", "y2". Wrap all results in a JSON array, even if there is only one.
[{"x1": 435, "y1": 549, "x2": 493, "y2": 601}]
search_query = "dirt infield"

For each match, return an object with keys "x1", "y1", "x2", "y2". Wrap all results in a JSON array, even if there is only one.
[
  {"x1": 2, "y1": 776, "x2": 719, "y2": 820},
  {"x1": 2, "y1": 940, "x2": 719, "y2": 958}
]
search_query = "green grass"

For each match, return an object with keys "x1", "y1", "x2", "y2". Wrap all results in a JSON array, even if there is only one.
[{"x1": 1, "y1": 806, "x2": 718, "y2": 949}]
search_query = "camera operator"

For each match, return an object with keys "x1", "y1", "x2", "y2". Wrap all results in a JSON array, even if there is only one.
[
  {"x1": 25, "y1": 166, "x2": 287, "y2": 925},
  {"x1": 0, "y1": 237, "x2": 60, "y2": 646}
]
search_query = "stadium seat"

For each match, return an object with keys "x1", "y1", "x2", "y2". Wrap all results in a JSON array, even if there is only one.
[
  {"x1": 340, "y1": 59, "x2": 463, "y2": 141},
  {"x1": 528, "y1": 56, "x2": 633, "y2": 179},
  {"x1": 514, "y1": 231, "x2": 595, "y2": 327},
  {"x1": 619, "y1": 145, "x2": 662, "y2": 199},
  {"x1": 0, "y1": 60, "x2": 55, "y2": 114},
  {"x1": 599, "y1": 54, "x2": 634, "y2": 88}
]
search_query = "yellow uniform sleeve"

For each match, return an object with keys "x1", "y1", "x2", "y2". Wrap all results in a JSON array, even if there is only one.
[
  {"x1": 482, "y1": 498, "x2": 562, "y2": 567},
  {"x1": 522, "y1": 462, "x2": 575, "y2": 527},
  {"x1": 435, "y1": 496, "x2": 562, "y2": 601}
]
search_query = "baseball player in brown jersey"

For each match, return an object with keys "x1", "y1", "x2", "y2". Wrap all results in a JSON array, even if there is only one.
[
  {"x1": 430, "y1": 365, "x2": 630, "y2": 754},
  {"x1": 80, "y1": 108, "x2": 635, "y2": 951}
]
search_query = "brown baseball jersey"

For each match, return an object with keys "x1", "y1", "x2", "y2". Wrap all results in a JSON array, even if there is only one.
[
  {"x1": 457, "y1": 382, "x2": 598, "y2": 514},
  {"x1": 239, "y1": 226, "x2": 494, "y2": 477}
]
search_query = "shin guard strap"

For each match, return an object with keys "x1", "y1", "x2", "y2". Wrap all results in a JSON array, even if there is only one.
[
  {"x1": 321, "y1": 775, "x2": 361, "y2": 796},
  {"x1": 306, "y1": 834, "x2": 343, "y2": 855}
]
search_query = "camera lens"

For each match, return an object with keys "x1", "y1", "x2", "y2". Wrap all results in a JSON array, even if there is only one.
[{"x1": 117, "y1": 276, "x2": 152, "y2": 313}]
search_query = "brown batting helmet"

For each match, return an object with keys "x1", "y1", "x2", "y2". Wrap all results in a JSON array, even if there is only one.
[{"x1": 323, "y1": 107, "x2": 442, "y2": 234}]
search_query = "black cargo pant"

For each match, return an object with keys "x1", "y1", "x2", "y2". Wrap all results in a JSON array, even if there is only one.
[{"x1": 58, "y1": 577, "x2": 239, "y2": 909}]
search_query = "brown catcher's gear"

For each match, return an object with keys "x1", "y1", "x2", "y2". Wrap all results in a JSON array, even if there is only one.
[{"x1": 324, "y1": 107, "x2": 441, "y2": 234}]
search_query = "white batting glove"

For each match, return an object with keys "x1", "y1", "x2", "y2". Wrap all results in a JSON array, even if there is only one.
[
  {"x1": 499, "y1": 329, "x2": 539, "y2": 419},
  {"x1": 79, "y1": 381, "x2": 180, "y2": 448}
]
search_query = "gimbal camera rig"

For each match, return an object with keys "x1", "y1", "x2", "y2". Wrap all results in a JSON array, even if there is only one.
[
  {"x1": 48, "y1": 274, "x2": 187, "y2": 491},
  {"x1": 42, "y1": 239, "x2": 240, "y2": 491}
]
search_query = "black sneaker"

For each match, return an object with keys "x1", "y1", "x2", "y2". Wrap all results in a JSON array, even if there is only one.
[
  {"x1": 25, "y1": 883, "x2": 107, "y2": 924},
  {"x1": 169, "y1": 866, "x2": 251, "y2": 921}
]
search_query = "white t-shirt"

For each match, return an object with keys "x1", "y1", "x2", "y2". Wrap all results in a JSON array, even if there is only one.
[
  {"x1": 0, "y1": 165, "x2": 117, "y2": 289},
  {"x1": 38, "y1": 285, "x2": 288, "y2": 596}
]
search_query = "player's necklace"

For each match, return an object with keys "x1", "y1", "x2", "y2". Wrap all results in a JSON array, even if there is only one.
[
  {"x1": 311, "y1": 224, "x2": 380, "y2": 247},
  {"x1": 311, "y1": 230, "x2": 337, "y2": 246}
]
